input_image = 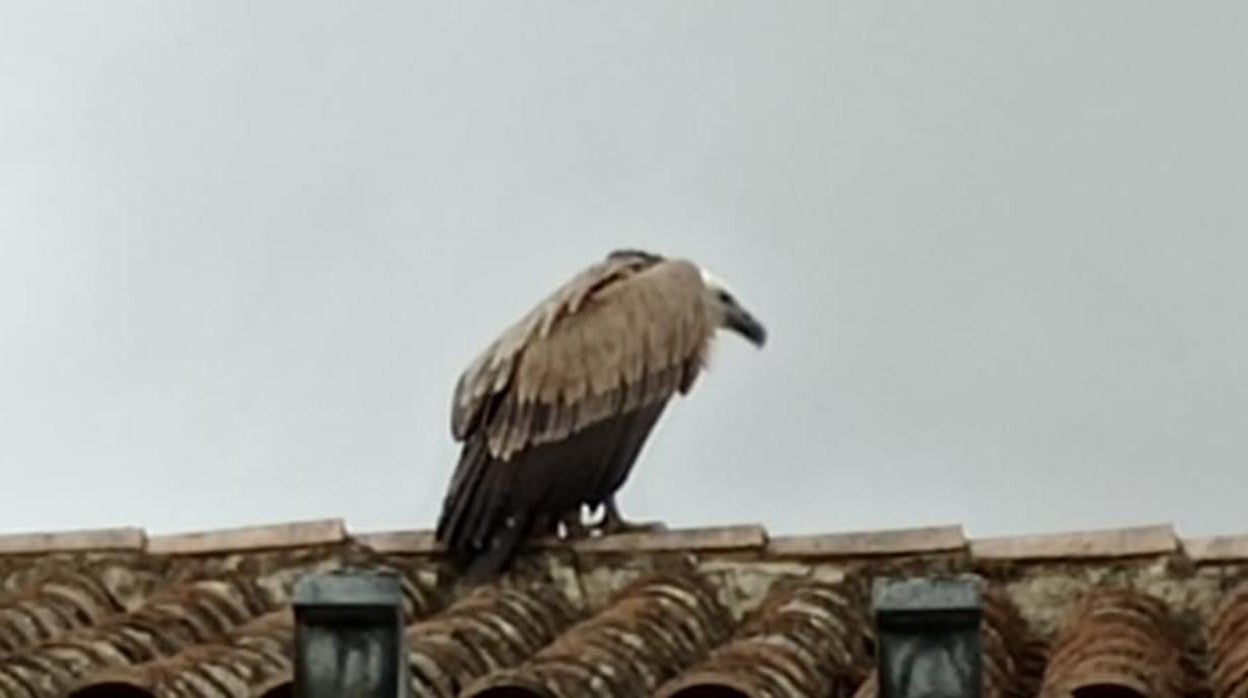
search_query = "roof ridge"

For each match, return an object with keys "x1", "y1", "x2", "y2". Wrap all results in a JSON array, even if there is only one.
[
  {"x1": 768, "y1": 524, "x2": 965, "y2": 557},
  {"x1": 1181, "y1": 533, "x2": 1248, "y2": 563},
  {"x1": 3, "y1": 518, "x2": 1244, "y2": 562},
  {"x1": 970, "y1": 523, "x2": 1177, "y2": 560},
  {"x1": 0, "y1": 526, "x2": 146, "y2": 554},
  {"x1": 146, "y1": 517, "x2": 346, "y2": 555}
]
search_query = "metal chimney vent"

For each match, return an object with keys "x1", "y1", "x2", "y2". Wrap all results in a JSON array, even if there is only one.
[
  {"x1": 872, "y1": 575, "x2": 984, "y2": 698},
  {"x1": 292, "y1": 568, "x2": 410, "y2": 698}
]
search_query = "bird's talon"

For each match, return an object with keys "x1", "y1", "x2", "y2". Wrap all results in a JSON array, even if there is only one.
[
  {"x1": 562, "y1": 520, "x2": 590, "y2": 540},
  {"x1": 559, "y1": 510, "x2": 591, "y2": 540}
]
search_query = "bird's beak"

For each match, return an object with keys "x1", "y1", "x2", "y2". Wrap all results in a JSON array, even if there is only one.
[{"x1": 724, "y1": 302, "x2": 767, "y2": 348}]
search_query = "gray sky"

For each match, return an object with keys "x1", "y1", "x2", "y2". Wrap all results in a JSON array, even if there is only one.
[{"x1": 2, "y1": 2, "x2": 1246, "y2": 539}]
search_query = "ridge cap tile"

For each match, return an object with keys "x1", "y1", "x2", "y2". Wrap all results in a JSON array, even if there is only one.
[
  {"x1": 352, "y1": 524, "x2": 769, "y2": 555},
  {"x1": 766, "y1": 524, "x2": 966, "y2": 557},
  {"x1": 1182, "y1": 533, "x2": 1248, "y2": 563},
  {"x1": 564, "y1": 523, "x2": 768, "y2": 553},
  {"x1": 0, "y1": 526, "x2": 147, "y2": 554},
  {"x1": 146, "y1": 517, "x2": 346, "y2": 555},
  {"x1": 969, "y1": 523, "x2": 1177, "y2": 560},
  {"x1": 352, "y1": 529, "x2": 438, "y2": 554}
]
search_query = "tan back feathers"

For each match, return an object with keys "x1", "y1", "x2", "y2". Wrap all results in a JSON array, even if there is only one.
[{"x1": 451, "y1": 256, "x2": 716, "y2": 460}]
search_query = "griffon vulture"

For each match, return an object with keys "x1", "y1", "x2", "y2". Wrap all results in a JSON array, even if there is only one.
[{"x1": 435, "y1": 249, "x2": 767, "y2": 581}]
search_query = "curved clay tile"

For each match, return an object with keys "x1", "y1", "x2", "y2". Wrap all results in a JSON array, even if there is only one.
[
  {"x1": 406, "y1": 582, "x2": 580, "y2": 697},
  {"x1": 1038, "y1": 587, "x2": 1202, "y2": 698},
  {"x1": 0, "y1": 577, "x2": 274, "y2": 697},
  {"x1": 653, "y1": 576, "x2": 873, "y2": 698},
  {"x1": 63, "y1": 611, "x2": 293, "y2": 698},
  {"x1": 461, "y1": 571, "x2": 732, "y2": 698},
  {"x1": 981, "y1": 586, "x2": 1042, "y2": 697},
  {"x1": 0, "y1": 565, "x2": 135, "y2": 655},
  {"x1": 1209, "y1": 578, "x2": 1248, "y2": 698}
]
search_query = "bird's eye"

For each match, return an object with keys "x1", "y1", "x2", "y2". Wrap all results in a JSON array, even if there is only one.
[{"x1": 717, "y1": 290, "x2": 734, "y2": 304}]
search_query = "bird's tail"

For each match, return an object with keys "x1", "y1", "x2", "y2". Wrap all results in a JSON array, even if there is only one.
[
  {"x1": 436, "y1": 437, "x2": 495, "y2": 559},
  {"x1": 461, "y1": 513, "x2": 533, "y2": 585}
]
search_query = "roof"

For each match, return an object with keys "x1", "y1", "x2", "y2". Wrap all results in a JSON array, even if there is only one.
[{"x1": 2, "y1": 518, "x2": 1247, "y2": 697}]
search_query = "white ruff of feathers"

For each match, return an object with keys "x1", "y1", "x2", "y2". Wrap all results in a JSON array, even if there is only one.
[
  {"x1": 699, "y1": 266, "x2": 733, "y2": 295},
  {"x1": 698, "y1": 265, "x2": 733, "y2": 372}
]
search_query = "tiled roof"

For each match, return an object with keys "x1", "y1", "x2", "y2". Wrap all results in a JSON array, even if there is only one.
[{"x1": 2, "y1": 518, "x2": 1248, "y2": 697}]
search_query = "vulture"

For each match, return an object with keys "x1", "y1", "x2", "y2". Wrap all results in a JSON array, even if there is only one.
[{"x1": 435, "y1": 248, "x2": 767, "y2": 581}]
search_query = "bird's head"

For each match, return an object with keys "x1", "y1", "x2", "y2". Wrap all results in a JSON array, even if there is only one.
[{"x1": 701, "y1": 267, "x2": 767, "y2": 348}]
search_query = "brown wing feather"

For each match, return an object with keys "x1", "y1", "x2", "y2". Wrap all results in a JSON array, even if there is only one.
[
  {"x1": 452, "y1": 256, "x2": 715, "y2": 460},
  {"x1": 450, "y1": 252, "x2": 650, "y2": 441}
]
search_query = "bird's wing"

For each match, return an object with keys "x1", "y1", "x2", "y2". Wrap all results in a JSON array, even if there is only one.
[{"x1": 451, "y1": 256, "x2": 714, "y2": 460}]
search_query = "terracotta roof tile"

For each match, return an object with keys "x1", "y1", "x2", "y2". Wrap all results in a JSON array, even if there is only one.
[
  {"x1": 65, "y1": 610, "x2": 294, "y2": 698},
  {"x1": 145, "y1": 518, "x2": 346, "y2": 555},
  {"x1": 5, "y1": 517, "x2": 1248, "y2": 697},
  {"x1": 407, "y1": 582, "x2": 580, "y2": 695},
  {"x1": 767, "y1": 524, "x2": 965, "y2": 557},
  {"x1": 354, "y1": 524, "x2": 770, "y2": 556},
  {"x1": 1038, "y1": 587, "x2": 1203, "y2": 697},
  {"x1": 1183, "y1": 533, "x2": 1248, "y2": 563},
  {"x1": 0, "y1": 575, "x2": 277, "y2": 696},
  {"x1": 656, "y1": 576, "x2": 873, "y2": 697},
  {"x1": 462, "y1": 571, "x2": 733, "y2": 697},
  {"x1": 969, "y1": 523, "x2": 1178, "y2": 560},
  {"x1": 1209, "y1": 580, "x2": 1248, "y2": 697},
  {"x1": 563, "y1": 523, "x2": 767, "y2": 553},
  {"x1": 0, "y1": 527, "x2": 145, "y2": 555},
  {"x1": 350, "y1": 528, "x2": 438, "y2": 555}
]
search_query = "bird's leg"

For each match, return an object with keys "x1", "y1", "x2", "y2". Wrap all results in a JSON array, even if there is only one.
[
  {"x1": 597, "y1": 497, "x2": 666, "y2": 535},
  {"x1": 532, "y1": 512, "x2": 560, "y2": 541},
  {"x1": 559, "y1": 507, "x2": 590, "y2": 540}
]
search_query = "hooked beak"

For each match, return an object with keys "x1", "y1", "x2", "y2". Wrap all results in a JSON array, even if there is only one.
[{"x1": 724, "y1": 303, "x2": 767, "y2": 348}]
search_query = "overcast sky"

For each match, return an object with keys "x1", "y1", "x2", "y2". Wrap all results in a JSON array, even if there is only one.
[{"x1": 2, "y1": 2, "x2": 1246, "y2": 539}]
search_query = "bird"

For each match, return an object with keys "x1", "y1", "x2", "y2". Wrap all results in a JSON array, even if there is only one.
[{"x1": 434, "y1": 248, "x2": 767, "y2": 582}]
